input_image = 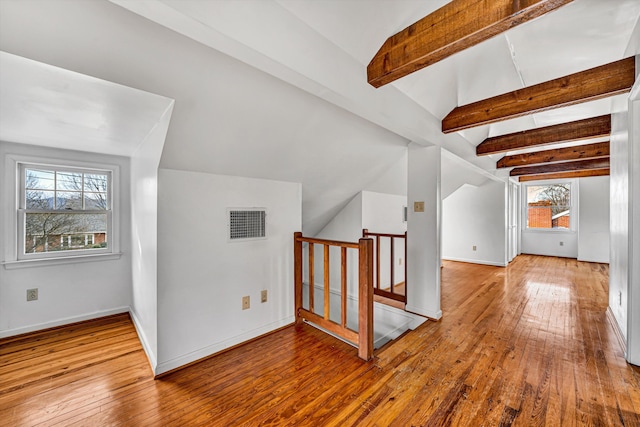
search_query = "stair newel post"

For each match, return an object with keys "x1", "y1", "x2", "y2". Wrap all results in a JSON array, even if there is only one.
[
  {"x1": 294, "y1": 232, "x2": 303, "y2": 324},
  {"x1": 358, "y1": 237, "x2": 374, "y2": 360}
]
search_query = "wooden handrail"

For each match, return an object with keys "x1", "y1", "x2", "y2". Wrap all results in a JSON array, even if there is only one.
[
  {"x1": 295, "y1": 235, "x2": 359, "y2": 249},
  {"x1": 362, "y1": 229, "x2": 407, "y2": 305},
  {"x1": 293, "y1": 232, "x2": 374, "y2": 361},
  {"x1": 362, "y1": 230, "x2": 406, "y2": 239}
]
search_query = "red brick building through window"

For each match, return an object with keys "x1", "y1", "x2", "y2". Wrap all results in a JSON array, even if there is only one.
[{"x1": 528, "y1": 200, "x2": 552, "y2": 228}]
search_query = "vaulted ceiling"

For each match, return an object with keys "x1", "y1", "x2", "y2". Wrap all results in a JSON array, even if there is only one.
[
  {"x1": 112, "y1": 0, "x2": 639, "y2": 180},
  {"x1": 0, "y1": 0, "x2": 639, "y2": 234}
]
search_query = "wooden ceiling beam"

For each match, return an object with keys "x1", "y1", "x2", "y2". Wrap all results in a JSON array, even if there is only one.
[
  {"x1": 477, "y1": 115, "x2": 611, "y2": 156},
  {"x1": 367, "y1": 0, "x2": 573, "y2": 88},
  {"x1": 519, "y1": 169, "x2": 610, "y2": 182},
  {"x1": 497, "y1": 141, "x2": 609, "y2": 168},
  {"x1": 443, "y1": 57, "x2": 635, "y2": 133},
  {"x1": 510, "y1": 157, "x2": 609, "y2": 176}
]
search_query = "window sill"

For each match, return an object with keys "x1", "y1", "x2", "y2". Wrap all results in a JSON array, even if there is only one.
[
  {"x1": 2, "y1": 252, "x2": 123, "y2": 270},
  {"x1": 523, "y1": 229, "x2": 576, "y2": 234}
]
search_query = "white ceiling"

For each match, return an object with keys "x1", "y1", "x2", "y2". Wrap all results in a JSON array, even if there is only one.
[
  {"x1": 0, "y1": 52, "x2": 174, "y2": 158},
  {"x1": 0, "y1": 0, "x2": 638, "y2": 234},
  {"x1": 113, "y1": 0, "x2": 640, "y2": 167}
]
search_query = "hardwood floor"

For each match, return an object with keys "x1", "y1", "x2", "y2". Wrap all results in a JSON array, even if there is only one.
[{"x1": 1, "y1": 255, "x2": 639, "y2": 426}]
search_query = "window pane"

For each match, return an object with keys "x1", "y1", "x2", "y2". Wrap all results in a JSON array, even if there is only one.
[
  {"x1": 25, "y1": 213, "x2": 107, "y2": 253},
  {"x1": 25, "y1": 169, "x2": 55, "y2": 190},
  {"x1": 84, "y1": 192, "x2": 108, "y2": 210},
  {"x1": 56, "y1": 191, "x2": 83, "y2": 210},
  {"x1": 26, "y1": 190, "x2": 55, "y2": 209},
  {"x1": 56, "y1": 171, "x2": 83, "y2": 191},
  {"x1": 84, "y1": 173, "x2": 108, "y2": 193},
  {"x1": 527, "y1": 184, "x2": 571, "y2": 229}
]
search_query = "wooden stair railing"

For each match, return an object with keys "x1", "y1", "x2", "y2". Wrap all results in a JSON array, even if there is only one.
[
  {"x1": 362, "y1": 229, "x2": 407, "y2": 305},
  {"x1": 294, "y1": 232, "x2": 373, "y2": 361}
]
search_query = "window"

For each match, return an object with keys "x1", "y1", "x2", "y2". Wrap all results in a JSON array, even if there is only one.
[
  {"x1": 526, "y1": 183, "x2": 571, "y2": 230},
  {"x1": 18, "y1": 163, "x2": 112, "y2": 259}
]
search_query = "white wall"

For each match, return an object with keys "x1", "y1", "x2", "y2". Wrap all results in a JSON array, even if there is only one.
[
  {"x1": 362, "y1": 191, "x2": 407, "y2": 235},
  {"x1": 362, "y1": 191, "x2": 408, "y2": 288},
  {"x1": 609, "y1": 112, "x2": 629, "y2": 341},
  {"x1": 578, "y1": 176, "x2": 610, "y2": 263},
  {"x1": 406, "y1": 144, "x2": 442, "y2": 319},
  {"x1": 442, "y1": 181, "x2": 507, "y2": 267},
  {"x1": 156, "y1": 169, "x2": 301, "y2": 374},
  {"x1": 129, "y1": 102, "x2": 174, "y2": 371},
  {"x1": 627, "y1": 72, "x2": 640, "y2": 366},
  {"x1": 0, "y1": 142, "x2": 132, "y2": 337}
]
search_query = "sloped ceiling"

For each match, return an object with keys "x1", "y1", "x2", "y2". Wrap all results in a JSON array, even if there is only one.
[
  {"x1": 0, "y1": 52, "x2": 174, "y2": 157},
  {"x1": 1, "y1": 0, "x2": 638, "y2": 234},
  {"x1": 112, "y1": 0, "x2": 640, "y2": 171}
]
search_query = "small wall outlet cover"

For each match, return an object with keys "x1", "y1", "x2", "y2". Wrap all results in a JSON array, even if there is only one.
[
  {"x1": 27, "y1": 288, "x2": 38, "y2": 301},
  {"x1": 414, "y1": 201, "x2": 425, "y2": 213},
  {"x1": 261, "y1": 290, "x2": 268, "y2": 303},
  {"x1": 472, "y1": 245, "x2": 477, "y2": 251},
  {"x1": 242, "y1": 296, "x2": 250, "y2": 310},
  {"x1": 559, "y1": 241, "x2": 564, "y2": 246}
]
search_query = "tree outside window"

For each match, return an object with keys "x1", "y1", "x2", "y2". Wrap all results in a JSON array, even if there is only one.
[{"x1": 23, "y1": 167, "x2": 109, "y2": 254}]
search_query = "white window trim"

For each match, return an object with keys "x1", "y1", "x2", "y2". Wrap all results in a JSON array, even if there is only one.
[
  {"x1": 521, "y1": 178, "x2": 579, "y2": 234},
  {"x1": 2, "y1": 154, "x2": 121, "y2": 268}
]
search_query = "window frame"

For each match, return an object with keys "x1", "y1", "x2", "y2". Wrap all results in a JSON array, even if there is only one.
[
  {"x1": 3, "y1": 154, "x2": 121, "y2": 268},
  {"x1": 523, "y1": 180, "x2": 577, "y2": 233},
  {"x1": 17, "y1": 163, "x2": 114, "y2": 260}
]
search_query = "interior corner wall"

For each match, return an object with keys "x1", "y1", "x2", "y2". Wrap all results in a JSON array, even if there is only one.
[
  {"x1": 442, "y1": 181, "x2": 507, "y2": 267},
  {"x1": 610, "y1": 111, "x2": 630, "y2": 342},
  {"x1": 156, "y1": 169, "x2": 301, "y2": 374},
  {"x1": 129, "y1": 103, "x2": 173, "y2": 372},
  {"x1": 406, "y1": 144, "x2": 442, "y2": 320},
  {"x1": 577, "y1": 176, "x2": 610, "y2": 263},
  {"x1": 0, "y1": 142, "x2": 132, "y2": 337}
]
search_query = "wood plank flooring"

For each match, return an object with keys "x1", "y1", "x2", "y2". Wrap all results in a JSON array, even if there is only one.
[{"x1": 1, "y1": 255, "x2": 639, "y2": 426}]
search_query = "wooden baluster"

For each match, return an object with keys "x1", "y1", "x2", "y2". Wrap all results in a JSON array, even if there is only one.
[
  {"x1": 358, "y1": 237, "x2": 374, "y2": 361},
  {"x1": 341, "y1": 247, "x2": 347, "y2": 328},
  {"x1": 390, "y1": 237, "x2": 395, "y2": 294},
  {"x1": 324, "y1": 245, "x2": 330, "y2": 320},
  {"x1": 309, "y1": 243, "x2": 315, "y2": 314},
  {"x1": 294, "y1": 232, "x2": 303, "y2": 324}
]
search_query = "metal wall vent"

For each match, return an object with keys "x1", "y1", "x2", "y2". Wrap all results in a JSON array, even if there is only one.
[{"x1": 229, "y1": 209, "x2": 266, "y2": 241}]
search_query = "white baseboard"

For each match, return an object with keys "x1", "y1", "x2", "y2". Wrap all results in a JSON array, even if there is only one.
[
  {"x1": 0, "y1": 306, "x2": 129, "y2": 339},
  {"x1": 155, "y1": 316, "x2": 295, "y2": 375},
  {"x1": 606, "y1": 306, "x2": 627, "y2": 357},
  {"x1": 442, "y1": 256, "x2": 507, "y2": 267},
  {"x1": 129, "y1": 309, "x2": 157, "y2": 372},
  {"x1": 405, "y1": 304, "x2": 442, "y2": 320}
]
